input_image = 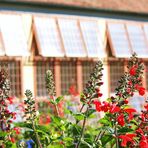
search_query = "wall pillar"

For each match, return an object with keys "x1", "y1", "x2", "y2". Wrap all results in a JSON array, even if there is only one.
[
  {"x1": 54, "y1": 60, "x2": 61, "y2": 96},
  {"x1": 22, "y1": 59, "x2": 35, "y2": 97},
  {"x1": 77, "y1": 60, "x2": 83, "y2": 94},
  {"x1": 100, "y1": 60, "x2": 109, "y2": 101}
]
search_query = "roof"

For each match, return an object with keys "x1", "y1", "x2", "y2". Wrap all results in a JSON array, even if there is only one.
[{"x1": 14, "y1": 0, "x2": 148, "y2": 14}]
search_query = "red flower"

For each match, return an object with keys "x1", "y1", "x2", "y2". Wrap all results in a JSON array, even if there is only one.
[
  {"x1": 101, "y1": 101, "x2": 110, "y2": 112},
  {"x1": 11, "y1": 112, "x2": 17, "y2": 120},
  {"x1": 139, "y1": 135, "x2": 148, "y2": 148},
  {"x1": 45, "y1": 115, "x2": 51, "y2": 124},
  {"x1": 93, "y1": 100, "x2": 102, "y2": 112},
  {"x1": 141, "y1": 113, "x2": 145, "y2": 121},
  {"x1": 138, "y1": 87, "x2": 145, "y2": 96},
  {"x1": 7, "y1": 97, "x2": 13, "y2": 104},
  {"x1": 97, "y1": 93, "x2": 103, "y2": 97},
  {"x1": 124, "y1": 100, "x2": 128, "y2": 104},
  {"x1": 9, "y1": 137, "x2": 15, "y2": 143},
  {"x1": 128, "y1": 81, "x2": 132, "y2": 86},
  {"x1": 135, "y1": 84, "x2": 140, "y2": 90},
  {"x1": 117, "y1": 114, "x2": 125, "y2": 126},
  {"x1": 136, "y1": 128, "x2": 144, "y2": 135},
  {"x1": 119, "y1": 133, "x2": 136, "y2": 147},
  {"x1": 144, "y1": 104, "x2": 148, "y2": 111},
  {"x1": 13, "y1": 127, "x2": 20, "y2": 134},
  {"x1": 68, "y1": 85, "x2": 79, "y2": 96},
  {"x1": 109, "y1": 104, "x2": 120, "y2": 114},
  {"x1": 124, "y1": 108, "x2": 137, "y2": 120},
  {"x1": 129, "y1": 66, "x2": 137, "y2": 76}
]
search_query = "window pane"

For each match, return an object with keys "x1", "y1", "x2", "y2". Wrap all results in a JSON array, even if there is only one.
[
  {"x1": 58, "y1": 19, "x2": 86, "y2": 57},
  {"x1": 127, "y1": 24, "x2": 148, "y2": 57},
  {"x1": 82, "y1": 61, "x2": 95, "y2": 88},
  {"x1": 0, "y1": 61, "x2": 22, "y2": 97},
  {"x1": 34, "y1": 17, "x2": 64, "y2": 57},
  {"x1": 80, "y1": 21, "x2": 106, "y2": 57},
  {"x1": 0, "y1": 14, "x2": 29, "y2": 56},
  {"x1": 61, "y1": 61, "x2": 77, "y2": 95},
  {"x1": 36, "y1": 61, "x2": 54, "y2": 97},
  {"x1": 108, "y1": 23, "x2": 132, "y2": 57},
  {"x1": 110, "y1": 61, "x2": 124, "y2": 93}
]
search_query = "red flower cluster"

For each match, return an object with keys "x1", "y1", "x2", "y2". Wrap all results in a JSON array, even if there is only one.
[
  {"x1": 94, "y1": 99, "x2": 138, "y2": 127},
  {"x1": 119, "y1": 133, "x2": 136, "y2": 147},
  {"x1": 7, "y1": 97, "x2": 14, "y2": 104},
  {"x1": 129, "y1": 65, "x2": 137, "y2": 76},
  {"x1": 68, "y1": 85, "x2": 79, "y2": 96},
  {"x1": 139, "y1": 135, "x2": 148, "y2": 148},
  {"x1": 39, "y1": 114, "x2": 51, "y2": 125},
  {"x1": 135, "y1": 84, "x2": 145, "y2": 96}
]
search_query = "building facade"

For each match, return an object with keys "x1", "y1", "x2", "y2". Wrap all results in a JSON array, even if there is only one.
[{"x1": 0, "y1": 0, "x2": 148, "y2": 111}]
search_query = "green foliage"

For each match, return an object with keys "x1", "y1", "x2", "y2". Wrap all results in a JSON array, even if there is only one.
[{"x1": 1, "y1": 54, "x2": 148, "y2": 148}]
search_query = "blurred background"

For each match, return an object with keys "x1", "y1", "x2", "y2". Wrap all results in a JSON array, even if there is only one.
[{"x1": 0, "y1": 0, "x2": 148, "y2": 112}]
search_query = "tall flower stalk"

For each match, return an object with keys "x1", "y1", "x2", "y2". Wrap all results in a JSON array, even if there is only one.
[
  {"x1": 24, "y1": 90, "x2": 43, "y2": 148},
  {"x1": 75, "y1": 61, "x2": 104, "y2": 148},
  {"x1": 93, "y1": 54, "x2": 145, "y2": 147},
  {"x1": 0, "y1": 63, "x2": 16, "y2": 146},
  {"x1": 45, "y1": 70, "x2": 60, "y2": 116}
]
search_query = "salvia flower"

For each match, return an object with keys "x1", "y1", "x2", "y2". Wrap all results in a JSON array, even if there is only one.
[
  {"x1": 24, "y1": 90, "x2": 37, "y2": 122},
  {"x1": 81, "y1": 61, "x2": 104, "y2": 105},
  {"x1": 0, "y1": 64, "x2": 16, "y2": 134},
  {"x1": 119, "y1": 133, "x2": 136, "y2": 147},
  {"x1": 45, "y1": 70, "x2": 56, "y2": 97},
  {"x1": 116, "y1": 53, "x2": 144, "y2": 100}
]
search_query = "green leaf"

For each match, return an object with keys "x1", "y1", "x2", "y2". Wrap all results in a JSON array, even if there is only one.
[
  {"x1": 14, "y1": 122, "x2": 33, "y2": 129},
  {"x1": 81, "y1": 139, "x2": 93, "y2": 148},
  {"x1": 118, "y1": 127, "x2": 133, "y2": 134},
  {"x1": 86, "y1": 109, "x2": 96, "y2": 118},
  {"x1": 49, "y1": 99, "x2": 56, "y2": 105},
  {"x1": 63, "y1": 137, "x2": 73, "y2": 142},
  {"x1": 100, "y1": 134, "x2": 113, "y2": 146},
  {"x1": 99, "y1": 116, "x2": 110, "y2": 126},
  {"x1": 55, "y1": 96, "x2": 64, "y2": 104},
  {"x1": 73, "y1": 113, "x2": 85, "y2": 121},
  {"x1": 0, "y1": 131, "x2": 7, "y2": 137}
]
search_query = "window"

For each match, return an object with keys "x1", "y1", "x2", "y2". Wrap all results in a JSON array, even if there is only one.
[
  {"x1": 61, "y1": 61, "x2": 77, "y2": 95},
  {"x1": 34, "y1": 17, "x2": 64, "y2": 57},
  {"x1": 0, "y1": 61, "x2": 22, "y2": 97},
  {"x1": 82, "y1": 61, "x2": 95, "y2": 88},
  {"x1": 107, "y1": 23, "x2": 132, "y2": 57},
  {"x1": 110, "y1": 61, "x2": 124, "y2": 93},
  {"x1": 126, "y1": 24, "x2": 148, "y2": 57},
  {"x1": 36, "y1": 61, "x2": 54, "y2": 97},
  {"x1": 58, "y1": 19, "x2": 86, "y2": 57},
  {"x1": 0, "y1": 14, "x2": 29, "y2": 56},
  {"x1": 80, "y1": 21, "x2": 106, "y2": 57}
]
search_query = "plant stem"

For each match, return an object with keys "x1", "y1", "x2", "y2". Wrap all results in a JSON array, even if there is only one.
[
  {"x1": 32, "y1": 121, "x2": 43, "y2": 148},
  {"x1": 75, "y1": 116, "x2": 87, "y2": 148},
  {"x1": 115, "y1": 123, "x2": 119, "y2": 148},
  {"x1": 51, "y1": 95, "x2": 60, "y2": 116},
  {"x1": 55, "y1": 103, "x2": 60, "y2": 116},
  {"x1": 80, "y1": 104, "x2": 85, "y2": 112},
  {"x1": 95, "y1": 130, "x2": 105, "y2": 142},
  {"x1": 75, "y1": 107, "x2": 89, "y2": 148}
]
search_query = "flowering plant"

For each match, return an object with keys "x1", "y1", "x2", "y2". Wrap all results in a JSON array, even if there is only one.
[{"x1": 0, "y1": 54, "x2": 148, "y2": 148}]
